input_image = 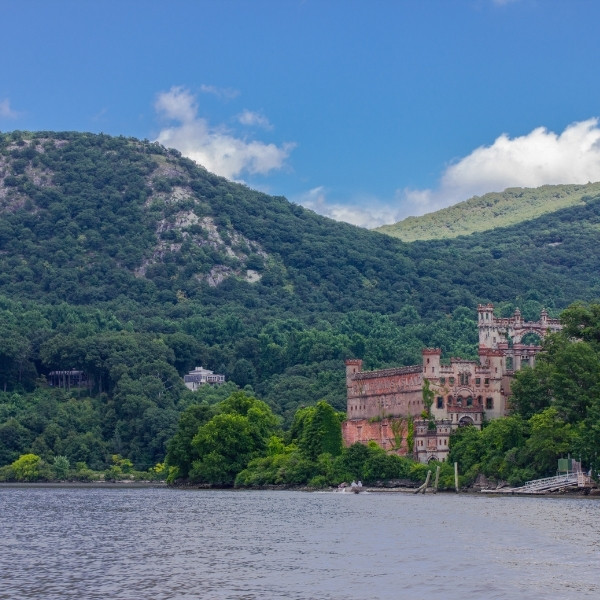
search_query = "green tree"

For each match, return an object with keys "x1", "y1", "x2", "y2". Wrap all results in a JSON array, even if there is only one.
[
  {"x1": 525, "y1": 408, "x2": 572, "y2": 476},
  {"x1": 511, "y1": 365, "x2": 552, "y2": 419},
  {"x1": 11, "y1": 453, "x2": 43, "y2": 481},
  {"x1": 52, "y1": 455, "x2": 70, "y2": 479},
  {"x1": 187, "y1": 392, "x2": 279, "y2": 485},
  {"x1": 289, "y1": 401, "x2": 343, "y2": 461}
]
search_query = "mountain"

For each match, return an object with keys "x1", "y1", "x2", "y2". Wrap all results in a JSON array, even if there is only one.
[
  {"x1": 375, "y1": 182, "x2": 600, "y2": 242},
  {"x1": 2, "y1": 130, "x2": 600, "y2": 469}
]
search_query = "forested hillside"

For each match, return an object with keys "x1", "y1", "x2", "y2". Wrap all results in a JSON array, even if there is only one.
[
  {"x1": 1, "y1": 130, "x2": 600, "y2": 472},
  {"x1": 376, "y1": 183, "x2": 600, "y2": 241}
]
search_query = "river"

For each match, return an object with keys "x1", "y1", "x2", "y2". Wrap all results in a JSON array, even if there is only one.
[{"x1": 0, "y1": 485, "x2": 598, "y2": 599}]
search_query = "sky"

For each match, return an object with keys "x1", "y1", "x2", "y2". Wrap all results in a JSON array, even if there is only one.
[{"x1": 2, "y1": 0, "x2": 600, "y2": 228}]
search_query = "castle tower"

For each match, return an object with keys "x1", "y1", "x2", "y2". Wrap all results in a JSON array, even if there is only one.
[
  {"x1": 345, "y1": 359, "x2": 362, "y2": 384},
  {"x1": 422, "y1": 348, "x2": 441, "y2": 377},
  {"x1": 477, "y1": 304, "x2": 496, "y2": 348}
]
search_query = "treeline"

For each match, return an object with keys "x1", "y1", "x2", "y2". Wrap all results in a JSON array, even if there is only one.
[
  {"x1": 4, "y1": 303, "x2": 600, "y2": 487},
  {"x1": 0, "y1": 293, "x2": 481, "y2": 469}
]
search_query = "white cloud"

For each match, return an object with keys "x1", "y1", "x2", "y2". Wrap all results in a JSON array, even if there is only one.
[
  {"x1": 199, "y1": 84, "x2": 239, "y2": 100},
  {"x1": 294, "y1": 186, "x2": 401, "y2": 229},
  {"x1": 154, "y1": 86, "x2": 294, "y2": 180},
  {"x1": 400, "y1": 118, "x2": 600, "y2": 219},
  {"x1": 0, "y1": 98, "x2": 19, "y2": 119},
  {"x1": 297, "y1": 118, "x2": 600, "y2": 229},
  {"x1": 155, "y1": 86, "x2": 198, "y2": 122},
  {"x1": 237, "y1": 109, "x2": 272, "y2": 130}
]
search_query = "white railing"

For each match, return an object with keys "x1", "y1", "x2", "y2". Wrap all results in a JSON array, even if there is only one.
[{"x1": 516, "y1": 472, "x2": 578, "y2": 493}]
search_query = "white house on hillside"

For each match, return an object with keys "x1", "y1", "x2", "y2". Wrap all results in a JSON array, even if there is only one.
[{"x1": 183, "y1": 366, "x2": 225, "y2": 391}]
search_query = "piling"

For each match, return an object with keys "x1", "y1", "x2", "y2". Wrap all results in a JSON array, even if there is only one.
[
  {"x1": 454, "y1": 462, "x2": 459, "y2": 493},
  {"x1": 433, "y1": 465, "x2": 440, "y2": 493}
]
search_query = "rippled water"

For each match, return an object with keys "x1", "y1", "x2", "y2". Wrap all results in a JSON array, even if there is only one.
[{"x1": 0, "y1": 486, "x2": 598, "y2": 599}]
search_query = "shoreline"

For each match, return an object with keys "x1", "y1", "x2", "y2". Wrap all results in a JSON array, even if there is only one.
[
  {"x1": 1, "y1": 481, "x2": 598, "y2": 498},
  {"x1": 0, "y1": 480, "x2": 167, "y2": 489}
]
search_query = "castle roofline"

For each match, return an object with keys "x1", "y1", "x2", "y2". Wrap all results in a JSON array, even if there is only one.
[{"x1": 352, "y1": 365, "x2": 422, "y2": 380}]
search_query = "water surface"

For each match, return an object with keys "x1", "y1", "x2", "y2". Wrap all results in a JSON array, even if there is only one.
[{"x1": 0, "y1": 486, "x2": 598, "y2": 599}]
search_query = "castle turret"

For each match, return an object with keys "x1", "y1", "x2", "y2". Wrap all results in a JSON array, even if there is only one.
[
  {"x1": 422, "y1": 348, "x2": 441, "y2": 376},
  {"x1": 478, "y1": 304, "x2": 496, "y2": 348},
  {"x1": 478, "y1": 303, "x2": 495, "y2": 323},
  {"x1": 345, "y1": 359, "x2": 362, "y2": 384}
]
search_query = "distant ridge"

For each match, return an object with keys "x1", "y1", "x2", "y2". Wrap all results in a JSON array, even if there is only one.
[{"x1": 376, "y1": 182, "x2": 600, "y2": 241}]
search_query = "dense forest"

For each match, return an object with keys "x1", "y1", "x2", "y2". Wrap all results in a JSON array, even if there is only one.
[
  {"x1": 376, "y1": 182, "x2": 600, "y2": 241},
  {"x1": 1, "y1": 130, "x2": 599, "y2": 482}
]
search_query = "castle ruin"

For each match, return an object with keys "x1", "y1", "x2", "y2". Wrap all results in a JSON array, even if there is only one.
[{"x1": 342, "y1": 304, "x2": 561, "y2": 463}]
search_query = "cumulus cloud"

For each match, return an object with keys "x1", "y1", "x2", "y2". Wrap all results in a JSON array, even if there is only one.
[
  {"x1": 294, "y1": 187, "x2": 402, "y2": 229},
  {"x1": 154, "y1": 86, "x2": 294, "y2": 180},
  {"x1": 400, "y1": 118, "x2": 600, "y2": 218},
  {"x1": 0, "y1": 99, "x2": 19, "y2": 119},
  {"x1": 237, "y1": 109, "x2": 272, "y2": 130},
  {"x1": 298, "y1": 118, "x2": 600, "y2": 229}
]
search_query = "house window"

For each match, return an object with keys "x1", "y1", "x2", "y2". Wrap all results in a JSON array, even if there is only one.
[
  {"x1": 440, "y1": 377, "x2": 445, "y2": 384},
  {"x1": 486, "y1": 397, "x2": 494, "y2": 409},
  {"x1": 449, "y1": 377, "x2": 455, "y2": 385},
  {"x1": 437, "y1": 396, "x2": 444, "y2": 409},
  {"x1": 466, "y1": 396, "x2": 473, "y2": 407},
  {"x1": 484, "y1": 378, "x2": 489, "y2": 385},
  {"x1": 475, "y1": 377, "x2": 480, "y2": 385}
]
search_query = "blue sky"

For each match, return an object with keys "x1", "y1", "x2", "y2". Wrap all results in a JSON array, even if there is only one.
[{"x1": 2, "y1": 0, "x2": 600, "y2": 227}]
